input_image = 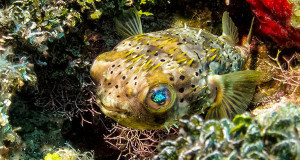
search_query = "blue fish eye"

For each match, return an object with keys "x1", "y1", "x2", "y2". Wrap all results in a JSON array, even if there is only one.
[
  {"x1": 151, "y1": 88, "x2": 168, "y2": 105},
  {"x1": 146, "y1": 84, "x2": 175, "y2": 111}
]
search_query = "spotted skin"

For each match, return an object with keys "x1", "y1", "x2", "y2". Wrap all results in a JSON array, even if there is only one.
[{"x1": 90, "y1": 26, "x2": 247, "y2": 129}]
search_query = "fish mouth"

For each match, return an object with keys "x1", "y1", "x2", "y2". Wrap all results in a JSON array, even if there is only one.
[{"x1": 101, "y1": 101, "x2": 128, "y2": 113}]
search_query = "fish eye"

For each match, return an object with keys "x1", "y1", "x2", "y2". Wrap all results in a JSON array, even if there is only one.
[{"x1": 146, "y1": 84, "x2": 176, "y2": 113}]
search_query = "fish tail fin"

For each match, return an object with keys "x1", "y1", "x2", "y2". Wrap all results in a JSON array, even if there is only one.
[
  {"x1": 205, "y1": 70, "x2": 261, "y2": 120},
  {"x1": 115, "y1": 8, "x2": 143, "y2": 38},
  {"x1": 221, "y1": 11, "x2": 239, "y2": 45}
]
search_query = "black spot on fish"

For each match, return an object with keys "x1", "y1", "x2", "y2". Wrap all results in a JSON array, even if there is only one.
[
  {"x1": 110, "y1": 71, "x2": 113, "y2": 74},
  {"x1": 125, "y1": 94, "x2": 129, "y2": 97},
  {"x1": 117, "y1": 65, "x2": 120, "y2": 67},
  {"x1": 169, "y1": 77, "x2": 174, "y2": 81},
  {"x1": 136, "y1": 47, "x2": 140, "y2": 49},
  {"x1": 119, "y1": 72, "x2": 122, "y2": 75},
  {"x1": 195, "y1": 72, "x2": 199, "y2": 76},
  {"x1": 129, "y1": 44, "x2": 132, "y2": 46},
  {"x1": 199, "y1": 69, "x2": 202, "y2": 74},
  {"x1": 112, "y1": 64, "x2": 115, "y2": 67},
  {"x1": 177, "y1": 42, "x2": 183, "y2": 45},
  {"x1": 122, "y1": 76, "x2": 126, "y2": 80},
  {"x1": 108, "y1": 83, "x2": 111, "y2": 85},
  {"x1": 109, "y1": 92, "x2": 111, "y2": 94},
  {"x1": 191, "y1": 84, "x2": 195, "y2": 88},
  {"x1": 147, "y1": 50, "x2": 151, "y2": 52},
  {"x1": 134, "y1": 76, "x2": 137, "y2": 80},
  {"x1": 115, "y1": 85, "x2": 118, "y2": 88},
  {"x1": 180, "y1": 98, "x2": 184, "y2": 103},
  {"x1": 154, "y1": 53, "x2": 158, "y2": 56},
  {"x1": 179, "y1": 75, "x2": 185, "y2": 80},
  {"x1": 117, "y1": 95, "x2": 120, "y2": 98},
  {"x1": 134, "y1": 82, "x2": 137, "y2": 85},
  {"x1": 160, "y1": 59, "x2": 165, "y2": 62},
  {"x1": 179, "y1": 88, "x2": 184, "y2": 93},
  {"x1": 126, "y1": 82, "x2": 129, "y2": 84},
  {"x1": 183, "y1": 38, "x2": 186, "y2": 42},
  {"x1": 130, "y1": 66, "x2": 133, "y2": 70}
]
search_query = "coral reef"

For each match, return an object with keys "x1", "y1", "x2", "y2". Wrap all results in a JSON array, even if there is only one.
[
  {"x1": 0, "y1": 46, "x2": 36, "y2": 159},
  {"x1": 44, "y1": 143, "x2": 94, "y2": 160},
  {"x1": 155, "y1": 103, "x2": 300, "y2": 160},
  {"x1": 246, "y1": 0, "x2": 300, "y2": 48},
  {"x1": 0, "y1": 0, "x2": 175, "y2": 159},
  {"x1": 244, "y1": 38, "x2": 300, "y2": 106}
]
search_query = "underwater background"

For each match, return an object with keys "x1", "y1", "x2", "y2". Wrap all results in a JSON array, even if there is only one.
[{"x1": 0, "y1": 0, "x2": 299, "y2": 159}]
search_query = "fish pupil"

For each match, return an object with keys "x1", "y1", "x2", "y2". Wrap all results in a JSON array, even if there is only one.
[{"x1": 151, "y1": 88, "x2": 168, "y2": 105}]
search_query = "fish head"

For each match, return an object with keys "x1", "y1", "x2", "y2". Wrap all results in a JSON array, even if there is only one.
[{"x1": 90, "y1": 50, "x2": 180, "y2": 129}]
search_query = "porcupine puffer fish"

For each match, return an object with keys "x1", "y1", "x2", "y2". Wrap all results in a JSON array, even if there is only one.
[{"x1": 90, "y1": 9, "x2": 261, "y2": 130}]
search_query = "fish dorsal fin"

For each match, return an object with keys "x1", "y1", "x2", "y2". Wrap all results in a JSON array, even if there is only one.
[
  {"x1": 221, "y1": 11, "x2": 239, "y2": 45},
  {"x1": 115, "y1": 8, "x2": 143, "y2": 38},
  {"x1": 205, "y1": 70, "x2": 261, "y2": 120}
]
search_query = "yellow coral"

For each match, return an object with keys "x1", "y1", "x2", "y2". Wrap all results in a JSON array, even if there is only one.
[{"x1": 44, "y1": 153, "x2": 62, "y2": 160}]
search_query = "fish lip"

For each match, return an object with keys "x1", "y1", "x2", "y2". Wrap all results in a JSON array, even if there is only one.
[{"x1": 101, "y1": 101, "x2": 128, "y2": 114}]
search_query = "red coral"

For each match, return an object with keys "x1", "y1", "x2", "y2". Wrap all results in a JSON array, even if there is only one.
[{"x1": 247, "y1": 0, "x2": 300, "y2": 48}]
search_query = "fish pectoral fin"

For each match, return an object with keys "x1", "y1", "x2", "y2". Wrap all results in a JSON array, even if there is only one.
[
  {"x1": 221, "y1": 11, "x2": 239, "y2": 45},
  {"x1": 205, "y1": 70, "x2": 262, "y2": 120},
  {"x1": 115, "y1": 8, "x2": 143, "y2": 38}
]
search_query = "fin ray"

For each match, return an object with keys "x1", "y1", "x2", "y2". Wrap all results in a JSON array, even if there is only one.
[
  {"x1": 115, "y1": 8, "x2": 143, "y2": 38},
  {"x1": 222, "y1": 11, "x2": 239, "y2": 45},
  {"x1": 206, "y1": 70, "x2": 261, "y2": 120}
]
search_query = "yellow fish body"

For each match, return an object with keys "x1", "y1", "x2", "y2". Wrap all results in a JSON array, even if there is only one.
[{"x1": 90, "y1": 9, "x2": 260, "y2": 129}]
